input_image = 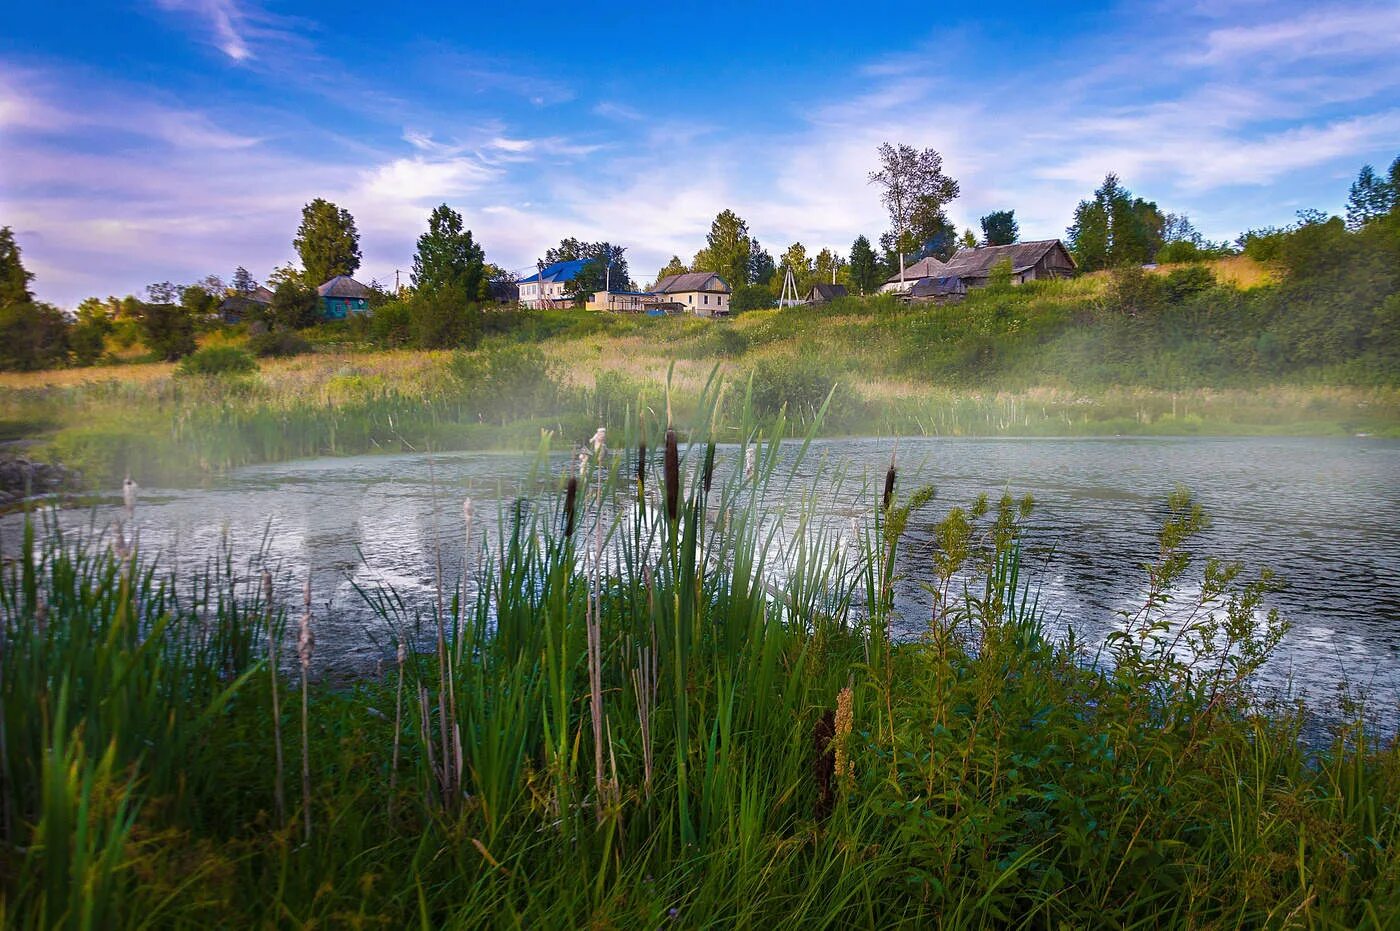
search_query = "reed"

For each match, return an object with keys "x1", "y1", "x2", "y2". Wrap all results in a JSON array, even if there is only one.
[
  {"x1": 2, "y1": 391, "x2": 1398, "y2": 927},
  {"x1": 297, "y1": 577, "x2": 313, "y2": 843}
]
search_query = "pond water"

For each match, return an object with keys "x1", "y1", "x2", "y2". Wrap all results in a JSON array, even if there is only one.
[{"x1": 4, "y1": 436, "x2": 1398, "y2": 716}]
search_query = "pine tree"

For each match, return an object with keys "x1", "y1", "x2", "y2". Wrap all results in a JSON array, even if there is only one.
[
  {"x1": 0, "y1": 227, "x2": 36, "y2": 307},
  {"x1": 979, "y1": 210, "x2": 1018, "y2": 246},
  {"x1": 411, "y1": 204, "x2": 487, "y2": 299},
  {"x1": 848, "y1": 236, "x2": 879, "y2": 294},
  {"x1": 1346, "y1": 164, "x2": 1394, "y2": 229}
]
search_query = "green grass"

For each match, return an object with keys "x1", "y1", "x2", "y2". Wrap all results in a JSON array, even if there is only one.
[{"x1": 2, "y1": 395, "x2": 1397, "y2": 927}]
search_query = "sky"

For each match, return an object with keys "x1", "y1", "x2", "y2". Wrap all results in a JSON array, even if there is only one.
[{"x1": 2, "y1": 0, "x2": 1398, "y2": 307}]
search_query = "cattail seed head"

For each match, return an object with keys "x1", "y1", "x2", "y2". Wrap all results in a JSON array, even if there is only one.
[
  {"x1": 636, "y1": 441, "x2": 647, "y2": 489},
  {"x1": 396, "y1": 641, "x2": 407, "y2": 665},
  {"x1": 122, "y1": 475, "x2": 137, "y2": 516},
  {"x1": 882, "y1": 464, "x2": 897, "y2": 512},
  {"x1": 563, "y1": 476, "x2": 578, "y2": 538},
  {"x1": 591, "y1": 427, "x2": 606, "y2": 454},
  {"x1": 744, "y1": 445, "x2": 756, "y2": 480},
  {"x1": 261, "y1": 569, "x2": 273, "y2": 607},
  {"x1": 834, "y1": 687, "x2": 854, "y2": 781},
  {"x1": 663, "y1": 428, "x2": 680, "y2": 524},
  {"x1": 702, "y1": 442, "x2": 716, "y2": 494}
]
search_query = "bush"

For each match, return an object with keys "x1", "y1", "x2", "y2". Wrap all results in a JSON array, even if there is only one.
[
  {"x1": 0, "y1": 301, "x2": 69, "y2": 371},
  {"x1": 748, "y1": 355, "x2": 842, "y2": 422},
  {"x1": 730, "y1": 284, "x2": 776, "y2": 313},
  {"x1": 246, "y1": 329, "x2": 312, "y2": 358},
  {"x1": 1105, "y1": 265, "x2": 1162, "y2": 316},
  {"x1": 368, "y1": 300, "x2": 412, "y2": 348},
  {"x1": 449, "y1": 343, "x2": 559, "y2": 422},
  {"x1": 138, "y1": 302, "x2": 197, "y2": 361},
  {"x1": 1161, "y1": 265, "x2": 1216, "y2": 303},
  {"x1": 268, "y1": 280, "x2": 321, "y2": 330},
  {"x1": 175, "y1": 345, "x2": 257, "y2": 377},
  {"x1": 410, "y1": 287, "x2": 482, "y2": 350}
]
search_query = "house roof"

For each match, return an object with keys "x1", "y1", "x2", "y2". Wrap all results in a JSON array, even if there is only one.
[
  {"x1": 518, "y1": 258, "x2": 591, "y2": 284},
  {"x1": 882, "y1": 256, "x2": 950, "y2": 284},
  {"x1": 653, "y1": 271, "x2": 731, "y2": 294},
  {"x1": 908, "y1": 276, "x2": 965, "y2": 298},
  {"x1": 940, "y1": 240, "x2": 1075, "y2": 278},
  {"x1": 317, "y1": 275, "x2": 373, "y2": 299},
  {"x1": 806, "y1": 283, "x2": 848, "y2": 302}
]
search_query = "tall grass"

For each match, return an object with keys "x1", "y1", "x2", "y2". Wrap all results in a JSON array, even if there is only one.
[{"x1": 2, "y1": 394, "x2": 1398, "y2": 926}]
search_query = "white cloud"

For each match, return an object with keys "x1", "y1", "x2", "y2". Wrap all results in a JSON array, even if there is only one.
[
  {"x1": 1191, "y1": 6, "x2": 1400, "y2": 64},
  {"x1": 153, "y1": 0, "x2": 254, "y2": 61}
]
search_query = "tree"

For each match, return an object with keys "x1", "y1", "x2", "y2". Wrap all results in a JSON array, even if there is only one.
[
  {"x1": 1346, "y1": 164, "x2": 1395, "y2": 229},
  {"x1": 71, "y1": 298, "x2": 114, "y2": 366},
  {"x1": 655, "y1": 255, "x2": 688, "y2": 284},
  {"x1": 868, "y1": 142, "x2": 960, "y2": 275},
  {"x1": 231, "y1": 266, "x2": 257, "y2": 296},
  {"x1": 0, "y1": 303, "x2": 68, "y2": 371},
  {"x1": 294, "y1": 198, "x2": 361, "y2": 286},
  {"x1": 778, "y1": 242, "x2": 817, "y2": 293},
  {"x1": 412, "y1": 204, "x2": 488, "y2": 299},
  {"x1": 1066, "y1": 174, "x2": 1164, "y2": 271},
  {"x1": 961, "y1": 229, "x2": 978, "y2": 249},
  {"x1": 0, "y1": 227, "x2": 35, "y2": 306},
  {"x1": 979, "y1": 210, "x2": 1018, "y2": 246},
  {"x1": 812, "y1": 248, "x2": 846, "y2": 289},
  {"x1": 748, "y1": 241, "x2": 776, "y2": 286},
  {"x1": 410, "y1": 286, "x2": 481, "y2": 349},
  {"x1": 181, "y1": 282, "x2": 221, "y2": 321},
  {"x1": 695, "y1": 209, "x2": 754, "y2": 287},
  {"x1": 268, "y1": 279, "x2": 321, "y2": 330},
  {"x1": 138, "y1": 301, "x2": 197, "y2": 361},
  {"x1": 848, "y1": 235, "x2": 879, "y2": 294},
  {"x1": 146, "y1": 281, "x2": 181, "y2": 304}
]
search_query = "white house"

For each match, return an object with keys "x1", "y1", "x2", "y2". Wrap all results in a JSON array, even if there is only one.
[
  {"x1": 652, "y1": 271, "x2": 732, "y2": 317},
  {"x1": 518, "y1": 258, "x2": 590, "y2": 308},
  {"x1": 878, "y1": 256, "x2": 950, "y2": 294}
]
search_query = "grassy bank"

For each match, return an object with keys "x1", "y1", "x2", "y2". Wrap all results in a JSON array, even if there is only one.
[
  {"x1": 2, "y1": 405, "x2": 1397, "y2": 927},
  {"x1": 3, "y1": 249, "x2": 1399, "y2": 488}
]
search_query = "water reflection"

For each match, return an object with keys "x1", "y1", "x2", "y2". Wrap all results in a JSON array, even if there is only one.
[{"x1": 3, "y1": 437, "x2": 1396, "y2": 712}]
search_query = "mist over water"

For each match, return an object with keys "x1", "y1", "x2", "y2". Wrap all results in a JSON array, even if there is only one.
[{"x1": 5, "y1": 436, "x2": 1397, "y2": 714}]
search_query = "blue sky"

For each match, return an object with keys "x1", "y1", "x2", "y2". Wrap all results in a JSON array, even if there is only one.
[{"x1": 3, "y1": 0, "x2": 1398, "y2": 306}]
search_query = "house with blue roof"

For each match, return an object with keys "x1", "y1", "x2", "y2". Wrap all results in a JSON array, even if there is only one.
[{"x1": 519, "y1": 258, "x2": 590, "y2": 308}]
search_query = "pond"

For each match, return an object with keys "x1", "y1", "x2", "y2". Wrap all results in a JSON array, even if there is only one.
[{"x1": 4, "y1": 436, "x2": 1398, "y2": 715}]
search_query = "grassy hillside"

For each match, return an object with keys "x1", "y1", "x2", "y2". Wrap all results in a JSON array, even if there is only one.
[{"x1": 3, "y1": 231, "x2": 1398, "y2": 488}]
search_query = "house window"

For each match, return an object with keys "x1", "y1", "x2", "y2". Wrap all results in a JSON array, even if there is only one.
[{"x1": 703, "y1": 294, "x2": 709, "y2": 305}]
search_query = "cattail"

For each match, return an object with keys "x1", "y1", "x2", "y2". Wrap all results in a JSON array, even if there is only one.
[
  {"x1": 591, "y1": 426, "x2": 606, "y2": 454},
  {"x1": 636, "y1": 441, "x2": 647, "y2": 491},
  {"x1": 702, "y1": 442, "x2": 716, "y2": 494},
  {"x1": 263, "y1": 569, "x2": 285, "y2": 827},
  {"x1": 462, "y1": 498, "x2": 474, "y2": 555},
  {"x1": 744, "y1": 445, "x2": 756, "y2": 481},
  {"x1": 298, "y1": 577, "x2": 313, "y2": 842},
  {"x1": 563, "y1": 476, "x2": 578, "y2": 538},
  {"x1": 834, "y1": 686, "x2": 854, "y2": 782},
  {"x1": 663, "y1": 428, "x2": 680, "y2": 524},
  {"x1": 122, "y1": 475, "x2": 137, "y2": 517},
  {"x1": 882, "y1": 460, "x2": 897, "y2": 512}
]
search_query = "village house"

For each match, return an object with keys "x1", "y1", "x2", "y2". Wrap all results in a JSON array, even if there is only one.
[
  {"x1": 218, "y1": 285, "x2": 274, "y2": 324},
  {"x1": 518, "y1": 258, "x2": 589, "y2": 308},
  {"x1": 317, "y1": 275, "x2": 372, "y2": 319},
  {"x1": 651, "y1": 272, "x2": 732, "y2": 317},
  {"x1": 586, "y1": 290, "x2": 652, "y2": 313},
  {"x1": 939, "y1": 239, "x2": 1076, "y2": 286},
  {"x1": 878, "y1": 256, "x2": 952, "y2": 293},
  {"x1": 804, "y1": 282, "x2": 848, "y2": 304}
]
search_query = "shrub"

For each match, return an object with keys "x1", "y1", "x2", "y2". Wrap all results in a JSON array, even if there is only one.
[
  {"x1": 175, "y1": 345, "x2": 257, "y2": 377},
  {"x1": 368, "y1": 300, "x2": 412, "y2": 348},
  {"x1": 268, "y1": 280, "x2": 321, "y2": 330},
  {"x1": 1161, "y1": 264, "x2": 1216, "y2": 303},
  {"x1": 730, "y1": 284, "x2": 776, "y2": 313},
  {"x1": 0, "y1": 301, "x2": 69, "y2": 371},
  {"x1": 246, "y1": 329, "x2": 312, "y2": 358},
  {"x1": 137, "y1": 302, "x2": 197, "y2": 361},
  {"x1": 409, "y1": 287, "x2": 482, "y2": 350},
  {"x1": 1105, "y1": 265, "x2": 1162, "y2": 316},
  {"x1": 449, "y1": 343, "x2": 559, "y2": 422},
  {"x1": 748, "y1": 355, "x2": 843, "y2": 422}
]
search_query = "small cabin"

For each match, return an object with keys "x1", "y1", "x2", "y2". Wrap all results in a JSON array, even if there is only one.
[
  {"x1": 804, "y1": 283, "x2": 848, "y2": 304},
  {"x1": 218, "y1": 285, "x2": 274, "y2": 324},
  {"x1": 317, "y1": 275, "x2": 372, "y2": 319},
  {"x1": 940, "y1": 240, "x2": 1076, "y2": 287}
]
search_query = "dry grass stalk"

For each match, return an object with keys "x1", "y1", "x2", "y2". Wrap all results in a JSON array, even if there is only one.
[
  {"x1": 389, "y1": 640, "x2": 406, "y2": 821},
  {"x1": 586, "y1": 427, "x2": 609, "y2": 818},
  {"x1": 297, "y1": 577, "x2": 314, "y2": 842},
  {"x1": 263, "y1": 570, "x2": 286, "y2": 827},
  {"x1": 458, "y1": 498, "x2": 474, "y2": 668},
  {"x1": 427, "y1": 457, "x2": 459, "y2": 809}
]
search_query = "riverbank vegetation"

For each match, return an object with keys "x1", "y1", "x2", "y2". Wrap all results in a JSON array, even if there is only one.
[
  {"x1": 2, "y1": 404, "x2": 1397, "y2": 927},
  {"x1": 1, "y1": 200, "x2": 1398, "y2": 487}
]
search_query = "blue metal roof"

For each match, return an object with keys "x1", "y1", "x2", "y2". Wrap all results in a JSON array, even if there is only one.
[{"x1": 518, "y1": 258, "x2": 590, "y2": 284}]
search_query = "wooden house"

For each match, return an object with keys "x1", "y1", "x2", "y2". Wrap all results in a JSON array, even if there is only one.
[
  {"x1": 879, "y1": 256, "x2": 951, "y2": 293},
  {"x1": 939, "y1": 240, "x2": 1076, "y2": 286},
  {"x1": 652, "y1": 271, "x2": 732, "y2": 317},
  {"x1": 804, "y1": 283, "x2": 848, "y2": 304},
  {"x1": 218, "y1": 285, "x2": 273, "y2": 324},
  {"x1": 317, "y1": 275, "x2": 372, "y2": 319}
]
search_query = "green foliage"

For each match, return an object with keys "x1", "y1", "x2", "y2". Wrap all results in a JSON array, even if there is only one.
[
  {"x1": 268, "y1": 279, "x2": 320, "y2": 330},
  {"x1": 176, "y1": 345, "x2": 257, "y2": 376},
  {"x1": 979, "y1": 209, "x2": 1018, "y2": 245},
  {"x1": 136, "y1": 302, "x2": 196, "y2": 361},
  {"x1": 411, "y1": 203, "x2": 487, "y2": 299},
  {"x1": 542, "y1": 239, "x2": 631, "y2": 300},
  {"x1": 869, "y1": 142, "x2": 961, "y2": 263},
  {"x1": 730, "y1": 283, "x2": 775, "y2": 313},
  {"x1": 368, "y1": 299, "x2": 412, "y2": 348},
  {"x1": 848, "y1": 235, "x2": 880, "y2": 295},
  {"x1": 0, "y1": 301, "x2": 69, "y2": 371},
  {"x1": 654, "y1": 255, "x2": 687, "y2": 284},
  {"x1": 1067, "y1": 173, "x2": 1165, "y2": 270},
  {"x1": 0, "y1": 225, "x2": 36, "y2": 305},
  {"x1": 293, "y1": 197, "x2": 361, "y2": 286},
  {"x1": 246, "y1": 328, "x2": 312, "y2": 358},
  {"x1": 693, "y1": 209, "x2": 755, "y2": 287},
  {"x1": 448, "y1": 342, "x2": 559, "y2": 422},
  {"x1": 1345, "y1": 158, "x2": 1397, "y2": 229},
  {"x1": 748, "y1": 354, "x2": 844, "y2": 423},
  {"x1": 409, "y1": 286, "x2": 482, "y2": 349}
]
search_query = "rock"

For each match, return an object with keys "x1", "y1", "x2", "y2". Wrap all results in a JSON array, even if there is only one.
[{"x1": 0, "y1": 456, "x2": 81, "y2": 503}]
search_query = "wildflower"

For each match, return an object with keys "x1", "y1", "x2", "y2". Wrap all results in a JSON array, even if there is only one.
[{"x1": 834, "y1": 686, "x2": 853, "y2": 781}]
